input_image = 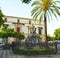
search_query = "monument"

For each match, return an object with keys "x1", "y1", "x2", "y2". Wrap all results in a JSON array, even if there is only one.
[{"x1": 25, "y1": 26, "x2": 41, "y2": 48}]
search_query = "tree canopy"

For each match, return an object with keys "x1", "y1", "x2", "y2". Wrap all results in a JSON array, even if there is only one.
[
  {"x1": 31, "y1": 0, "x2": 60, "y2": 21},
  {"x1": 21, "y1": 0, "x2": 31, "y2": 4},
  {"x1": 0, "y1": 9, "x2": 5, "y2": 26},
  {"x1": 0, "y1": 28, "x2": 25, "y2": 40},
  {"x1": 54, "y1": 28, "x2": 60, "y2": 40},
  {"x1": 47, "y1": 35, "x2": 55, "y2": 41},
  {"x1": 31, "y1": 0, "x2": 60, "y2": 42}
]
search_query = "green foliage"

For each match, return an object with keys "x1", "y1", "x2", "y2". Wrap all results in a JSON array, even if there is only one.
[
  {"x1": 17, "y1": 32, "x2": 25, "y2": 40},
  {"x1": 1, "y1": 28, "x2": 15, "y2": 37},
  {"x1": 31, "y1": 0, "x2": 60, "y2": 21},
  {"x1": 0, "y1": 32, "x2": 7, "y2": 38},
  {"x1": 0, "y1": 28, "x2": 25, "y2": 40},
  {"x1": 54, "y1": 28, "x2": 60, "y2": 40},
  {"x1": 21, "y1": 0, "x2": 31, "y2": 4},
  {"x1": 0, "y1": 9, "x2": 5, "y2": 26},
  {"x1": 31, "y1": 0, "x2": 60, "y2": 43},
  {"x1": 47, "y1": 35, "x2": 55, "y2": 41},
  {"x1": 13, "y1": 47, "x2": 55, "y2": 55}
]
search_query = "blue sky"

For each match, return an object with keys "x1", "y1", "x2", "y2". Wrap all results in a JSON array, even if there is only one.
[
  {"x1": 0, "y1": 0, "x2": 60, "y2": 36},
  {"x1": 0, "y1": 0, "x2": 32, "y2": 17}
]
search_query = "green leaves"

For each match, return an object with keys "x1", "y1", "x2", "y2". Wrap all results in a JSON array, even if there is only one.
[
  {"x1": 53, "y1": 5, "x2": 60, "y2": 16},
  {"x1": 1, "y1": 28, "x2": 15, "y2": 37},
  {"x1": 55, "y1": 1, "x2": 60, "y2": 4},
  {"x1": 0, "y1": 9, "x2": 5, "y2": 26},
  {"x1": 32, "y1": 0, "x2": 40, "y2": 6},
  {"x1": 0, "y1": 32, "x2": 6, "y2": 38},
  {"x1": 31, "y1": 6, "x2": 40, "y2": 16},
  {"x1": 17, "y1": 32, "x2": 25, "y2": 40},
  {"x1": 54, "y1": 28, "x2": 60, "y2": 40},
  {"x1": 33, "y1": 8, "x2": 42, "y2": 21},
  {"x1": 31, "y1": 0, "x2": 60, "y2": 22},
  {"x1": 0, "y1": 28, "x2": 25, "y2": 40},
  {"x1": 0, "y1": 9, "x2": 4, "y2": 17},
  {"x1": 21, "y1": 0, "x2": 31, "y2": 4}
]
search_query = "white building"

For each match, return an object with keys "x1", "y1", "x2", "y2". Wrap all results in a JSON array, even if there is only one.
[{"x1": 3, "y1": 15, "x2": 45, "y2": 41}]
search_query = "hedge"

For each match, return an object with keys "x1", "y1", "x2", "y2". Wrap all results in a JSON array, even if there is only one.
[{"x1": 12, "y1": 47, "x2": 56, "y2": 55}]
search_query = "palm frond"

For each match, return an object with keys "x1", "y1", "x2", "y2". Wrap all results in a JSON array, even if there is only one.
[
  {"x1": 47, "y1": 12, "x2": 50, "y2": 22},
  {"x1": 52, "y1": 1, "x2": 60, "y2": 5},
  {"x1": 52, "y1": 1, "x2": 56, "y2": 5},
  {"x1": 55, "y1": 1, "x2": 60, "y2": 3},
  {"x1": 48, "y1": 10, "x2": 53, "y2": 20},
  {"x1": 52, "y1": 5, "x2": 60, "y2": 16},
  {"x1": 32, "y1": 1, "x2": 40, "y2": 6},
  {"x1": 39, "y1": 12, "x2": 44, "y2": 22},
  {"x1": 31, "y1": 6, "x2": 40, "y2": 16},
  {"x1": 33, "y1": 9, "x2": 42, "y2": 21},
  {"x1": 47, "y1": 10, "x2": 52, "y2": 22},
  {"x1": 50, "y1": 8, "x2": 58, "y2": 20},
  {"x1": 44, "y1": 11, "x2": 47, "y2": 18},
  {"x1": 55, "y1": 6, "x2": 60, "y2": 9},
  {"x1": 31, "y1": 0, "x2": 60, "y2": 24}
]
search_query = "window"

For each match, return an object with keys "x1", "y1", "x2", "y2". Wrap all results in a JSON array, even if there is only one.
[
  {"x1": 3, "y1": 24, "x2": 8, "y2": 28},
  {"x1": 16, "y1": 27, "x2": 20, "y2": 32},
  {"x1": 17, "y1": 19, "x2": 20, "y2": 23},
  {"x1": 5, "y1": 18, "x2": 7, "y2": 22},
  {"x1": 38, "y1": 27, "x2": 43, "y2": 34},
  {"x1": 29, "y1": 20, "x2": 31, "y2": 24}
]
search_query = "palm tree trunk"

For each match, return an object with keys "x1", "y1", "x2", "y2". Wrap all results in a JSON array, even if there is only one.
[
  {"x1": 44, "y1": 16, "x2": 48, "y2": 42},
  {"x1": 44, "y1": 12, "x2": 48, "y2": 47}
]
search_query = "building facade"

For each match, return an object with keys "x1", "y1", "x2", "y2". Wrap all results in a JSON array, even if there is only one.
[{"x1": 3, "y1": 15, "x2": 44, "y2": 41}]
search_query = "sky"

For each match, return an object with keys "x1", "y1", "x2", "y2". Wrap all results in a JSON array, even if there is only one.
[{"x1": 0, "y1": 0, "x2": 60, "y2": 36}]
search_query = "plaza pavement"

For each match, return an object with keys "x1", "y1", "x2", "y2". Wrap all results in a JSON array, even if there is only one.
[{"x1": 0, "y1": 49, "x2": 60, "y2": 58}]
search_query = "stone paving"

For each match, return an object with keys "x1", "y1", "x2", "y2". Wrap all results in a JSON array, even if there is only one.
[{"x1": 0, "y1": 49, "x2": 60, "y2": 58}]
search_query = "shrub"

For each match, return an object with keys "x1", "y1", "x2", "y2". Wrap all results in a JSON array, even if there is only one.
[{"x1": 12, "y1": 47, "x2": 55, "y2": 55}]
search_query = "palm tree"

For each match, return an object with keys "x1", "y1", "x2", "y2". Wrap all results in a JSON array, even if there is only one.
[{"x1": 31, "y1": 0, "x2": 60, "y2": 43}]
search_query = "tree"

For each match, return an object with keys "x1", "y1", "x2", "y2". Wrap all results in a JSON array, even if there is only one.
[
  {"x1": 47, "y1": 35, "x2": 55, "y2": 41},
  {"x1": 0, "y1": 32, "x2": 7, "y2": 38},
  {"x1": 21, "y1": 0, "x2": 31, "y2": 4},
  {"x1": 0, "y1": 8, "x2": 5, "y2": 26},
  {"x1": 1, "y1": 28, "x2": 14, "y2": 37},
  {"x1": 54, "y1": 28, "x2": 60, "y2": 40},
  {"x1": 1, "y1": 28, "x2": 25, "y2": 39},
  {"x1": 17, "y1": 32, "x2": 25, "y2": 40},
  {"x1": 31, "y1": 0, "x2": 60, "y2": 43}
]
